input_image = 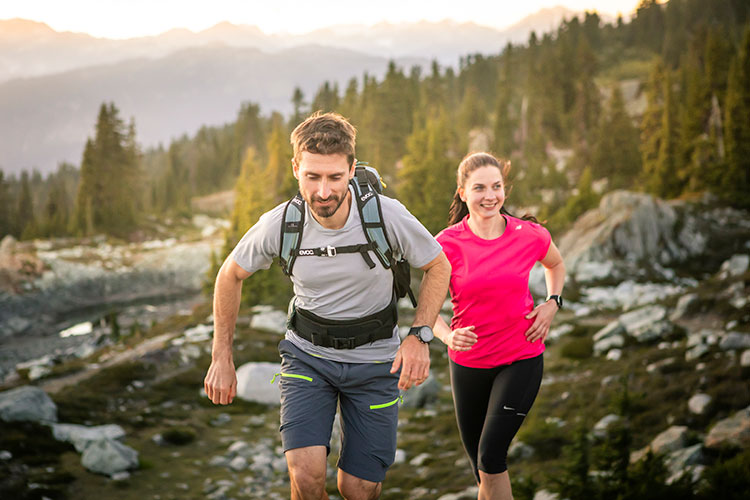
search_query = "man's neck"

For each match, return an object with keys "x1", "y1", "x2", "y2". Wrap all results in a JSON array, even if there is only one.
[{"x1": 313, "y1": 190, "x2": 352, "y2": 230}]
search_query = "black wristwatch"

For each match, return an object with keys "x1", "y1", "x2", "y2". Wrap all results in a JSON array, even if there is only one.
[
  {"x1": 546, "y1": 294, "x2": 563, "y2": 309},
  {"x1": 408, "y1": 325, "x2": 434, "y2": 344}
]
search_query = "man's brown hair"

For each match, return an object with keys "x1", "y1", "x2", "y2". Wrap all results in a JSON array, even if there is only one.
[{"x1": 290, "y1": 111, "x2": 356, "y2": 165}]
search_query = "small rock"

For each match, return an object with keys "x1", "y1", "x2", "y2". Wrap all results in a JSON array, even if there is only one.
[
  {"x1": 81, "y1": 438, "x2": 139, "y2": 475},
  {"x1": 229, "y1": 456, "x2": 248, "y2": 471},
  {"x1": 651, "y1": 426, "x2": 689, "y2": 454},
  {"x1": 594, "y1": 334, "x2": 625, "y2": 356},
  {"x1": 593, "y1": 321, "x2": 625, "y2": 342},
  {"x1": 210, "y1": 413, "x2": 232, "y2": 426},
  {"x1": 409, "y1": 452, "x2": 431, "y2": 466},
  {"x1": 533, "y1": 489, "x2": 560, "y2": 500},
  {"x1": 393, "y1": 449, "x2": 407, "y2": 464},
  {"x1": 508, "y1": 440, "x2": 534, "y2": 461},
  {"x1": 110, "y1": 471, "x2": 131, "y2": 481},
  {"x1": 437, "y1": 486, "x2": 480, "y2": 500},
  {"x1": 720, "y1": 332, "x2": 750, "y2": 351},
  {"x1": 647, "y1": 357, "x2": 675, "y2": 374},
  {"x1": 250, "y1": 306, "x2": 288, "y2": 334},
  {"x1": 719, "y1": 254, "x2": 749, "y2": 278},
  {"x1": 0, "y1": 450, "x2": 12, "y2": 460},
  {"x1": 51, "y1": 423, "x2": 127, "y2": 452},
  {"x1": 741, "y1": 350, "x2": 750, "y2": 368},
  {"x1": 606, "y1": 349, "x2": 622, "y2": 361},
  {"x1": 687, "y1": 394, "x2": 712, "y2": 415},
  {"x1": 686, "y1": 344, "x2": 710, "y2": 362},
  {"x1": 402, "y1": 375, "x2": 441, "y2": 409},
  {"x1": 670, "y1": 294, "x2": 699, "y2": 321},
  {"x1": 593, "y1": 414, "x2": 621, "y2": 439},
  {"x1": 209, "y1": 455, "x2": 229, "y2": 467}
]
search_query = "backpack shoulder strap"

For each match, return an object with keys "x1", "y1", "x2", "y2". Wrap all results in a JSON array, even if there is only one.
[
  {"x1": 279, "y1": 193, "x2": 305, "y2": 276},
  {"x1": 351, "y1": 167, "x2": 393, "y2": 269}
]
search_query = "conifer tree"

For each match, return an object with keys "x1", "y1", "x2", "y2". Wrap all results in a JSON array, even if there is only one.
[
  {"x1": 264, "y1": 114, "x2": 296, "y2": 203},
  {"x1": 641, "y1": 60, "x2": 666, "y2": 193},
  {"x1": 493, "y1": 45, "x2": 516, "y2": 157},
  {"x1": 72, "y1": 103, "x2": 140, "y2": 236},
  {"x1": 16, "y1": 171, "x2": 35, "y2": 239},
  {"x1": 291, "y1": 87, "x2": 306, "y2": 125},
  {"x1": 651, "y1": 70, "x2": 682, "y2": 197},
  {"x1": 398, "y1": 113, "x2": 458, "y2": 234},
  {"x1": 723, "y1": 24, "x2": 750, "y2": 207},
  {"x1": 0, "y1": 170, "x2": 12, "y2": 237},
  {"x1": 592, "y1": 85, "x2": 641, "y2": 188}
]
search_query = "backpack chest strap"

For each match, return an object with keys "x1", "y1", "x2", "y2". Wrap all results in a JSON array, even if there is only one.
[{"x1": 294, "y1": 242, "x2": 377, "y2": 268}]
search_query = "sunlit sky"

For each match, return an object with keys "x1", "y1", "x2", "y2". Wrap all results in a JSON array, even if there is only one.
[{"x1": 1, "y1": 0, "x2": 642, "y2": 38}]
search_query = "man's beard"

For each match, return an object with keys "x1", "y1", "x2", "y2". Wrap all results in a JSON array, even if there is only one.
[{"x1": 309, "y1": 190, "x2": 348, "y2": 218}]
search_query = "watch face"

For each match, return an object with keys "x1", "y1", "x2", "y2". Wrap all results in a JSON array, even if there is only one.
[{"x1": 418, "y1": 326, "x2": 434, "y2": 343}]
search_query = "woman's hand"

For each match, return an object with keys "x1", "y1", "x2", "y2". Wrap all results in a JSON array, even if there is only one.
[
  {"x1": 446, "y1": 326, "x2": 478, "y2": 351},
  {"x1": 524, "y1": 301, "x2": 558, "y2": 343}
]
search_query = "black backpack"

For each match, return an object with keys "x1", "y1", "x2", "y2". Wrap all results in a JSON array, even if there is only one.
[{"x1": 278, "y1": 162, "x2": 417, "y2": 307}]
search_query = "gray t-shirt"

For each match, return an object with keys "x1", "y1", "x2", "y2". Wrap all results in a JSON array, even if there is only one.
[{"x1": 231, "y1": 186, "x2": 443, "y2": 363}]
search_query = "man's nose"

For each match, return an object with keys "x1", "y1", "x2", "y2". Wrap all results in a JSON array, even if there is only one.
[{"x1": 317, "y1": 180, "x2": 331, "y2": 199}]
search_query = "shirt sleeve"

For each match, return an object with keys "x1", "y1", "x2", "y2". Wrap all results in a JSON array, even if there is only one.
[
  {"x1": 532, "y1": 222, "x2": 552, "y2": 262},
  {"x1": 230, "y1": 203, "x2": 286, "y2": 274},
  {"x1": 381, "y1": 196, "x2": 443, "y2": 268}
]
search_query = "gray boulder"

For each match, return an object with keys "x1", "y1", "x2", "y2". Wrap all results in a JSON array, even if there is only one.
[
  {"x1": 594, "y1": 334, "x2": 625, "y2": 356},
  {"x1": 250, "y1": 306, "x2": 288, "y2": 334},
  {"x1": 620, "y1": 306, "x2": 671, "y2": 343},
  {"x1": 651, "y1": 426, "x2": 689, "y2": 454},
  {"x1": 0, "y1": 385, "x2": 57, "y2": 423},
  {"x1": 665, "y1": 444, "x2": 705, "y2": 484},
  {"x1": 593, "y1": 321, "x2": 626, "y2": 342},
  {"x1": 401, "y1": 375, "x2": 441, "y2": 409},
  {"x1": 705, "y1": 406, "x2": 750, "y2": 449},
  {"x1": 235, "y1": 362, "x2": 282, "y2": 406},
  {"x1": 686, "y1": 344, "x2": 710, "y2": 362},
  {"x1": 741, "y1": 350, "x2": 750, "y2": 368},
  {"x1": 508, "y1": 440, "x2": 535, "y2": 461},
  {"x1": 81, "y1": 438, "x2": 139, "y2": 475},
  {"x1": 51, "y1": 423, "x2": 126, "y2": 452}
]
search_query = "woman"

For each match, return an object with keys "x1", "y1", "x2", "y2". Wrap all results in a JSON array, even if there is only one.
[{"x1": 434, "y1": 152, "x2": 565, "y2": 500}]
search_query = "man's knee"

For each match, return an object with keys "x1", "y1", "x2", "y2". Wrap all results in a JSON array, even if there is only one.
[
  {"x1": 337, "y1": 471, "x2": 381, "y2": 500},
  {"x1": 287, "y1": 447, "x2": 327, "y2": 498}
]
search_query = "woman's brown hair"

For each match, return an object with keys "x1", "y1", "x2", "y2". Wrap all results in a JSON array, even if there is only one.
[{"x1": 447, "y1": 152, "x2": 538, "y2": 226}]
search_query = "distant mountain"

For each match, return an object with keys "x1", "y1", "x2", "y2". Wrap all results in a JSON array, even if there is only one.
[
  {"x1": 0, "y1": 7, "x2": 599, "y2": 83},
  {"x1": 0, "y1": 45, "x2": 412, "y2": 175},
  {"x1": 0, "y1": 6, "x2": 606, "y2": 175}
]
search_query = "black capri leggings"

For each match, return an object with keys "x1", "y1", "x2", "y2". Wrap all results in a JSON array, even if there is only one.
[{"x1": 449, "y1": 354, "x2": 543, "y2": 482}]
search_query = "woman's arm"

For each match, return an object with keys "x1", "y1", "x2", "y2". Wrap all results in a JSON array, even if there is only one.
[
  {"x1": 524, "y1": 241, "x2": 566, "y2": 343},
  {"x1": 434, "y1": 315, "x2": 477, "y2": 351}
]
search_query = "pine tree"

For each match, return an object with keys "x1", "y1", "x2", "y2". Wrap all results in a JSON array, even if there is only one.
[
  {"x1": 398, "y1": 113, "x2": 458, "y2": 234},
  {"x1": 264, "y1": 114, "x2": 296, "y2": 203},
  {"x1": 723, "y1": 24, "x2": 750, "y2": 207},
  {"x1": 651, "y1": 70, "x2": 682, "y2": 198},
  {"x1": 0, "y1": 170, "x2": 12, "y2": 237},
  {"x1": 641, "y1": 60, "x2": 666, "y2": 194},
  {"x1": 72, "y1": 102, "x2": 141, "y2": 236},
  {"x1": 16, "y1": 171, "x2": 35, "y2": 239},
  {"x1": 493, "y1": 45, "x2": 516, "y2": 156},
  {"x1": 291, "y1": 87, "x2": 306, "y2": 125},
  {"x1": 592, "y1": 85, "x2": 641, "y2": 188}
]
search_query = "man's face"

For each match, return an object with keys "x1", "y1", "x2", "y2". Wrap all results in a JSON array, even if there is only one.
[{"x1": 293, "y1": 152, "x2": 354, "y2": 219}]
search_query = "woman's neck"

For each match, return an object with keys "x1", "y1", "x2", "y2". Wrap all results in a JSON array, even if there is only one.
[{"x1": 467, "y1": 212, "x2": 506, "y2": 240}]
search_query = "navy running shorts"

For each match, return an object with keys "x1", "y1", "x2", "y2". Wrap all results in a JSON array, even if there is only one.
[{"x1": 276, "y1": 339, "x2": 401, "y2": 483}]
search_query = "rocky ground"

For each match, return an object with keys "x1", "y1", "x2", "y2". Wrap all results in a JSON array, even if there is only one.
[{"x1": 1, "y1": 192, "x2": 749, "y2": 499}]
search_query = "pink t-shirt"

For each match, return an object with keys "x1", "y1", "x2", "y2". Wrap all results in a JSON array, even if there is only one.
[{"x1": 436, "y1": 214, "x2": 552, "y2": 368}]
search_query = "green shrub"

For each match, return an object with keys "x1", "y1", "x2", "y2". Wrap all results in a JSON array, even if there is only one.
[
  {"x1": 161, "y1": 426, "x2": 197, "y2": 445},
  {"x1": 561, "y1": 337, "x2": 594, "y2": 360}
]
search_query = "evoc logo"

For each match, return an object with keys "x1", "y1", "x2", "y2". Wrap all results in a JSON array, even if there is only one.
[
  {"x1": 291, "y1": 197, "x2": 303, "y2": 206},
  {"x1": 298, "y1": 249, "x2": 315, "y2": 256},
  {"x1": 360, "y1": 191, "x2": 374, "y2": 203}
]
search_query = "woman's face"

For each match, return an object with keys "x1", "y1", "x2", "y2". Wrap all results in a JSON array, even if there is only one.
[{"x1": 459, "y1": 165, "x2": 505, "y2": 220}]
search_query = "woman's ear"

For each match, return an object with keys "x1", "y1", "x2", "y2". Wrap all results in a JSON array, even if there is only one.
[{"x1": 458, "y1": 187, "x2": 466, "y2": 202}]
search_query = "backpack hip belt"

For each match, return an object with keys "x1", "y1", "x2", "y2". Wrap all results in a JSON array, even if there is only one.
[{"x1": 288, "y1": 296, "x2": 398, "y2": 350}]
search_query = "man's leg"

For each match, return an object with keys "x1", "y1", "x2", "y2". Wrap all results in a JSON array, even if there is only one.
[
  {"x1": 287, "y1": 445, "x2": 330, "y2": 500},
  {"x1": 337, "y1": 361, "x2": 399, "y2": 499},
  {"x1": 337, "y1": 469, "x2": 381, "y2": 500}
]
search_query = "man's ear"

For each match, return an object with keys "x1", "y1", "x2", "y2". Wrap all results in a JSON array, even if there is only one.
[
  {"x1": 292, "y1": 159, "x2": 299, "y2": 179},
  {"x1": 349, "y1": 159, "x2": 356, "y2": 179}
]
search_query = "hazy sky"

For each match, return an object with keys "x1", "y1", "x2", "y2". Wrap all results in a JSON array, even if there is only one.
[{"x1": 2, "y1": 0, "x2": 643, "y2": 38}]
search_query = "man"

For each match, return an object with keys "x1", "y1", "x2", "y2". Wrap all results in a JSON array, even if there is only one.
[{"x1": 204, "y1": 111, "x2": 450, "y2": 500}]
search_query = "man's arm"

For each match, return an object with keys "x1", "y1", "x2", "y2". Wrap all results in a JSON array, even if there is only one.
[
  {"x1": 204, "y1": 256, "x2": 252, "y2": 405},
  {"x1": 390, "y1": 252, "x2": 451, "y2": 390}
]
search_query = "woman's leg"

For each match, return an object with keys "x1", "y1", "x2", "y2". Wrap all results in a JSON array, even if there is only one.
[
  {"x1": 477, "y1": 354, "x2": 544, "y2": 499},
  {"x1": 449, "y1": 359, "x2": 498, "y2": 484}
]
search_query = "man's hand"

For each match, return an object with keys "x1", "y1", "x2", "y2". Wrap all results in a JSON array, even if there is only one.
[
  {"x1": 204, "y1": 359, "x2": 238, "y2": 405},
  {"x1": 390, "y1": 334, "x2": 430, "y2": 390}
]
